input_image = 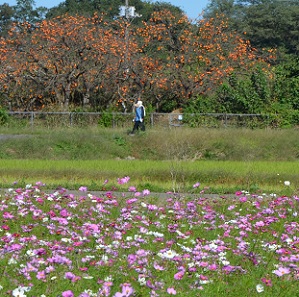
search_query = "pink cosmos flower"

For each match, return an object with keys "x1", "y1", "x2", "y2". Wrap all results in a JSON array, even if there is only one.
[
  {"x1": 290, "y1": 254, "x2": 299, "y2": 262},
  {"x1": 114, "y1": 284, "x2": 134, "y2": 297},
  {"x1": 143, "y1": 189, "x2": 151, "y2": 196},
  {"x1": 273, "y1": 266, "x2": 290, "y2": 277},
  {"x1": 167, "y1": 287, "x2": 177, "y2": 295},
  {"x1": 117, "y1": 176, "x2": 130, "y2": 184},
  {"x1": 65, "y1": 271, "x2": 76, "y2": 281},
  {"x1": 62, "y1": 290, "x2": 74, "y2": 297},
  {"x1": 193, "y1": 182, "x2": 200, "y2": 188},
  {"x1": 8, "y1": 243, "x2": 22, "y2": 252},
  {"x1": 100, "y1": 281, "x2": 112, "y2": 296},
  {"x1": 239, "y1": 196, "x2": 247, "y2": 202},
  {"x1": 174, "y1": 271, "x2": 184, "y2": 280},
  {"x1": 153, "y1": 262, "x2": 165, "y2": 271},
  {"x1": 207, "y1": 263, "x2": 218, "y2": 271},
  {"x1": 60, "y1": 208, "x2": 69, "y2": 217},
  {"x1": 3, "y1": 212, "x2": 14, "y2": 219},
  {"x1": 255, "y1": 221, "x2": 265, "y2": 227},
  {"x1": 128, "y1": 186, "x2": 136, "y2": 192},
  {"x1": 126, "y1": 198, "x2": 138, "y2": 204},
  {"x1": 78, "y1": 186, "x2": 88, "y2": 192},
  {"x1": 36, "y1": 270, "x2": 46, "y2": 280},
  {"x1": 35, "y1": 181, "x2": 45, "y2": 186},
  {"x1": 148, "y1": 204, "x2": 158, "y2": 211}
]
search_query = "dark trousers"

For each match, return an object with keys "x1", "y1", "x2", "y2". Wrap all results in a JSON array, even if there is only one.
[{"x1": 132, "y1": 121, "x2": 145, "y2": 133}]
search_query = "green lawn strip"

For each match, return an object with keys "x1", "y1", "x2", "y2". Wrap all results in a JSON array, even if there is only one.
[{"x1": 0, "y1": 159, "x2": 298, "y2": 194}]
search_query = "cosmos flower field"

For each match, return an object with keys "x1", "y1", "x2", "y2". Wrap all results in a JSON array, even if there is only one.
[{"x1": 1, "y1": 177, "x2": 299, "y2": 297}]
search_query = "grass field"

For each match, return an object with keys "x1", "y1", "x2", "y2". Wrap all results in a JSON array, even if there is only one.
[
  {"x1": 0, "y1": 126, "x2": 299, "y2": 195},
  {"x1": 0, "y1": 159, "x2": 298, "y2": 195}
]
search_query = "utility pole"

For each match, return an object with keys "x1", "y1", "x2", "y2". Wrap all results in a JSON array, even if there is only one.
[
  {"x1": 119, "y1": 0, "x2": 140, "y2": 74},
  {"x1": 118, "y1": 0, "x2": 141, "y2": 112},
  {"x1": 124, "y1": 0, "x2": 129, "y2": 75}
]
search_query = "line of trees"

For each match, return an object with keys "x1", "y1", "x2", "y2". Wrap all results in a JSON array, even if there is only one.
[{"x1": 0, "y1": 0, "x2": 298, "y2": 126}]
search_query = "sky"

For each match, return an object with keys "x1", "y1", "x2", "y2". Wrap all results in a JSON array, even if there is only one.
[{"x1": 2, "y1": 0, "x2": 210, "y2": 20}]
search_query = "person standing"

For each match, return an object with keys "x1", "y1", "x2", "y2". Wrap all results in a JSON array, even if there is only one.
[{"x1": 131, "y1": 100, "x2": 145, "y2": 134}]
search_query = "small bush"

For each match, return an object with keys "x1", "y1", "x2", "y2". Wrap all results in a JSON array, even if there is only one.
[
  {"x1": 98, "y1": 112, "x2": 113, "y2": 127},
  {"x1": 0, "y1": 109, "x2": 9, "y2": 126}
]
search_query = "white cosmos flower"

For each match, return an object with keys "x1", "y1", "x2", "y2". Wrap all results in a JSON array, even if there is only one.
[
  {"x1": 147, "y1": 231, "x2": 164, "y2": 237},
  {"x1": 158, "y1": 249, "x2": 178, "y2": 259},
  {"x1": 104, "y1": 275, "x2": 113, "y2": 282},
  {"x1": 221, "y1": 260, "x2": 230, "y2": 265},
  {"x1": 26, "y1": 250, "x2": 35, "y2": 257},
  {"x1": 61, "y1": 238, "x2": 72, "y2": 243},
  {"x1": 256, "y1": 284, "x2": 264, "y2": 293},
  {"x1": 138, "y1": 275, "x2": 146, "y2": 286},
  {"x1": 266, "y1": 244, "x2": 280, "y2": 251},
  {"x1": 8, "y1": 257, "x2": 17, "y2": 265},
  {"x1": 177, "y1": 243, "x2": 192, "y2": 252},
  {"x1": 101, "y1": 254, "x2": 109, "y2": 263},
  {"x1": 199, "y1": 279, "x2": 213, "y2": 284},
  {"x1": 284, "y1": 181, "x2": 290, "y2": 186},
  {"x1": 12, "y1": 286, "x2": 31, "y2": 297}
]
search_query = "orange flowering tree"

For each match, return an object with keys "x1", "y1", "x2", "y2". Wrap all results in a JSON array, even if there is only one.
[
  {"x1": 0, "y1": 10, "x2": 273, "y2": 112},
  {"x1": 1, "y1": 14, "x2": 124, "y2": 110}
]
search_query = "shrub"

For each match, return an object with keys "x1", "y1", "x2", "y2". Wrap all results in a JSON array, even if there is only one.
[{"x1": 0, "y1": 108, "x2": 9, "y2": 126}]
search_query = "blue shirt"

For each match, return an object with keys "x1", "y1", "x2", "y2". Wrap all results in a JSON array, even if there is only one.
[{"x1": 135, "y1": 106, "x2": 144, "y2": 121}]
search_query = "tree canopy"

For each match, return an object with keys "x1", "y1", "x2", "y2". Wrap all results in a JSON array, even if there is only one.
[{"x1": 0, "y1": 0, "x2": 298, "y2": 122}]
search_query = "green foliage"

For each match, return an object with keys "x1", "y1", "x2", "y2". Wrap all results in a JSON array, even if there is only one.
[
  {"x1": 0, "y1": 108, "x2": 9, "y2": 126},
  {"x1": 182, "y1": 95, "x2": 219, "y2": 127},
  {"x1": 14, "y1": 0, "x2": 46, "y2": 24},
  {"x1": 184, "y1": 95, "x2": 216, "y2": 113},
  {"x1": 0, "y1": 3, "x2": 15, "y2": 36},
  {"x1": 266, "y1": 104, "x2": 299, "y2": 128},
  {"x1": 183, "y1": 65, "x2": 273, "y2": 119},
  {"x1": 113, "y1": 135, "x2": 127, "y2": 147},
  {"x1": 206, "y1": 0, "x2": 299, "y2": 55},
  {"x1": 273, "y1": 56, "x2": 299, "y2": 109},
  {"x1": 46, "y1": 0, "x2": 184, "y2": 21},
  {"x1": 214, "y1": 66, "x2": 272, "y2": 114},
  {"x1": 98, "y1": 111, "x2": 113, "y2": 127}
]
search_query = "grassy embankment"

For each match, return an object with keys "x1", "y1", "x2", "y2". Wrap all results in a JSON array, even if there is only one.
[{"x1": 1, "y1": 126, "x2": 299, "y2": 195}]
